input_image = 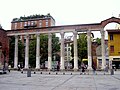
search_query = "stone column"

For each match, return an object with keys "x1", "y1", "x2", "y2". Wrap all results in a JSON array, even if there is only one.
[
  {"x1": 25, "y1": 35, "x2": 29, "y2": 69},
  {"x1": 60, "y1": 32, "x2": 65, "y2": 70},
  {"x1": 36, "y1": 34, "x2": 40, "y2": 69},
  {"x1": 48, "y1": 33, "x2": 52, "y2": 70},
  {"x1": 87, "y1": 30, "x2": 92, "y2": 70},
  {"x1": 101, "y1": 30, "x2": 106, "y2": 69},
  {"x1": 14, "y1": 35, "x2": 18, "y2": 69},
  {"x1": 73, "y1": 31, "x2": 78, "y2": 70}
]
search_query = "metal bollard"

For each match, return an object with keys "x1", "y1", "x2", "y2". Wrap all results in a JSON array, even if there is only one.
[
  {"x1": 27, "y1": 69, "x2": 31, "y2": 77},
  {"x1": 110, "y1": 69, "x2": 114, "y2": 75}
]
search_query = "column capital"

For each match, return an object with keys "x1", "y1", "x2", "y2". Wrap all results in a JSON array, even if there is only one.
[
  {"x1": 48, "y1": 33, "x2": 52, "y2": 37},
  {"x1": 100, "y1": 30, "x2": 105, "y2": 36},
  {"x1": 87, "y1": 30, "x2": 91, "y2": 35},
  {"x1": 25, "y1": 34, "x2": 29, "y2": 38},
  {"x1": 73, "y1": 31, "x2": 78, "y2": 36},
  {"x1": 36, "y1": 33, "x2": 40, "y2": 36},
  {"x1": 60, "y1": 32, "x2": 64, "y2": 38},
  {"x1": 15, "y1": 35, "x2": 18, "y2": 38}
]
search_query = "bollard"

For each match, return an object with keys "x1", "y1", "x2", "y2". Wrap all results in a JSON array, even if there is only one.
[
  {"x1": 111, "y1": 69, "x2": 114, "y2": 75},
  {"x1": 27, "y1": 69, "x2": 31, "y2": 77}
]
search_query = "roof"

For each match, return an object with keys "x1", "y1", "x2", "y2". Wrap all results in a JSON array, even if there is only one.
[{"x1": 11, "y1": 13, "x2": 55, "y2": 22}]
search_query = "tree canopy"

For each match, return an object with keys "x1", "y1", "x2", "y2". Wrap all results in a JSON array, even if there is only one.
[{"x1": 9, "y1": 34, "x2": 60, "y2": 68}]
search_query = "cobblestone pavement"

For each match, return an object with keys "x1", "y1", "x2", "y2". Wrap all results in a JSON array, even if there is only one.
[{"x1": 0, "y1": 70, "x2": 120, "y2": 90}]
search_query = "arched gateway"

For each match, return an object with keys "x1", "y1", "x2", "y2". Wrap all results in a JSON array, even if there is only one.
[{"x1": 6, "y1": 17, "x2": 120, "y2": 70}]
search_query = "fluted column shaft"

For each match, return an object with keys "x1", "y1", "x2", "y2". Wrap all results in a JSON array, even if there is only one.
[
  {"x1": 25, "y1": 35, "x2": 29, "y2": 69},
  {"x1": 87, "y1": 30, "x2": 92, "y2": 70},
  {"x1": 101, "y1": 30, "x2": 106, "y2": 69},
  {"x1": 14, "y1": 35, "x2": 18, "y2": 68},
  {"x1": 36, "y1": 34, "x2": 40, "y2": 69},
  {"x1": 48, "y1": 33, "x2": 52, "y2": 70},
  {"x1": 60, "y1": 32, "x2": 65, "y2": 70},
  {"x1": 73, "y1": 31, "x2": 78, "y2": 70}
]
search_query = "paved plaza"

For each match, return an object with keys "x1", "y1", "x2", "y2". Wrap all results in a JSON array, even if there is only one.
[{"x1": 0, "y1": 70, "x2": 120, "y2": 90}]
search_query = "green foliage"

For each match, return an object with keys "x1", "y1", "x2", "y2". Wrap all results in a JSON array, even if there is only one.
[
  {"x1": 40, "y1": 34, "x2": 48, "y2": 64},
  {"x1": 9, "y1": 36, "x2": 15, "y2": 67},
  {"x1": 71, "y1": 33, "x2": 87, "y2": 63},
  {"x1": 9, "y1": 36, "x2": 24, "y2": 67},
  {"x1": 9, "y1": 34, "x2": 60, "y2": 68},
  {"x1": 29, "y1": 38, "x2": 36, "y2": 68},
  {"x1": 52, "y1": 34, "x2": 60, "y2": 61},
  {"x1": 12, "y1": 13, "x2": 51, "y2": 21},
  {"x1": 78, "y1": 34, "x2": 87, "y2": 60},
  {"x1": 95, "y1": 38, "x2": 101, "y2": 45}
]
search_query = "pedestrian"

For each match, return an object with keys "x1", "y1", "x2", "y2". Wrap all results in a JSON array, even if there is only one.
[
  {"x1": 57, "y1": 65, "x2": 59, "y2": 71},
  {"x1": 17, "y1": 64, "x2": 21, "y2": 71},
  {"x1": 81, "y1": 63, "x2": 85, "y2": 74},
  {"x1": 8, "y1": 65, "x2": 11, "y2": 72},
  {"x1": 105, "y1": 64, "x2": 108, "y2": 72},
  {"x1": 92, "y1": 64, "x2": 96, "y2": 74}
]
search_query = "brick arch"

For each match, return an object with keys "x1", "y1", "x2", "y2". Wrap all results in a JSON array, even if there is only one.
[{"x1": 101, "y1": 17, "x2": 120, "y2": 28}]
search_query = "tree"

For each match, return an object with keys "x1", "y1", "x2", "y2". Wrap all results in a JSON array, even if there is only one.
[
  {"x1": 9, "y1": 36, "x2": 24, "y2": 67},
  {"x1": 77, "y1": 34, "x2": 87, "y2": 60},
  {"x1": 95, "y1": 38, "x2": 101, "y2": 45},
  {"x1": 71, "y1": 33, "x2": 87, "y2": 66},
  {"x1": 9, "y1": 34, "x2": 60, "y2": 68},
  {"x1": 52, "y1": 34, "x2": 60, "y2": 61}
]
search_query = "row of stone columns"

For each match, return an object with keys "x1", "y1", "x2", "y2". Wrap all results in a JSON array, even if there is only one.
[{"x1": 13, "y1": 29, "x2": 106, "y2": 70}]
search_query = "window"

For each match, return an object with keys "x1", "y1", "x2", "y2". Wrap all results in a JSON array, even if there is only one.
[
  {"x1": 24, "y1": 22, "x2": 27, "y2": 26},
  {"x1": 46, "y1": 20, "x2": 48, "y2": 27},
  {"x1": 20, "y1": 22, "x2": 22, "y2": 28},
  {"x1": 110, "y1": 46, "x2": 114, "y2": 53},
  {"x1": 14, "y1": 23, "x2": 17, "y2": 29},
  {"x1": 68, "y1": 48, "x2": 70, "y2": 51},
  {"x1": 28, "y1": 21, "x2": 31, "y2": 26},
  {"x1": 39, "y1": 20, "x2": 42, "y2": 27},
  {"x1": 110, "y1": 34, "x2": 113, "y2": 40},
  {"x1": 65, "y1": 48, "x2": 67, "y2": 51},
  {"x1": 31, "y1": 21, "x2": 36, "y2": 26}
]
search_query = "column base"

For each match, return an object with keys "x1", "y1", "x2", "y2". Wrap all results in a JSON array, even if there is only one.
[
  {"x1": 74, "y1": 69, "x2": 79, "y2": 71},
  {"x1": 87, "y1": 66, "x2": 92, "y2": 70},
  {"x1": 35, "y1": 68, "x2": 40, "y2": 71}
]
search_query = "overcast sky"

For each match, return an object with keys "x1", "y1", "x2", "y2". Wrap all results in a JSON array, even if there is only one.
[{"x1": 0, "y1": 0, "x2": 120, "y2": 38}]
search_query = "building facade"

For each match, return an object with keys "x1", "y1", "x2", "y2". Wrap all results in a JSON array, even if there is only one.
[
  {"x1": 0, "y1": 28, "x2": 9, "y2": 69},
  {"x1": 95, "y1": 40, "x2": 109, "y2": 69},
  {"x1": 0, "y1": 17, "x2": 119, "y2": 70},
  {"x1": 107, "y1": 29, "x2": 120, "y2": 69},
  {"x1": 11, "y1": 13, "x2": 55, "y2": 30},
  {"x1": 64, "y1": 37, "x2": 73, "y2": 69}
]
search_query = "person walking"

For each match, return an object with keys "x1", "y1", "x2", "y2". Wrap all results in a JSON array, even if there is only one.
[
  {"x1": 81, "y1": 63, "x2": 85, "y2": 74},
  {"x1": 92, "y1": 64, "x2": 96, "y2": 75}
]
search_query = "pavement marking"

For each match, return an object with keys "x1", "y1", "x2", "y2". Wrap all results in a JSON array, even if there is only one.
[
  {"x1": 111, "y1": 76, "x2": 120, "y2": 81},
  {"x1": 51, "y1": 74, "x2": 76, "y2": 90}
]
